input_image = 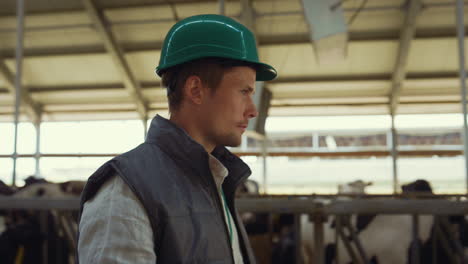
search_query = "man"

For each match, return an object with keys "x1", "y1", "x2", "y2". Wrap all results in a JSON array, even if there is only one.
[{"x1": 77, "y1": 14, "x2": 277, "y2": 263}]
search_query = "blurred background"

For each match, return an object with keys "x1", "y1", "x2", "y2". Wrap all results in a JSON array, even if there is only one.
[
  {"x1": 1, "y1": 0, "x2": 468, "y2": 194},
  {"x1": 2, "y1": 0, "x2": 468, "y2": 263}
]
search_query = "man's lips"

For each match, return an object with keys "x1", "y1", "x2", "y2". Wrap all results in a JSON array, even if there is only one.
[{"x1": 238, "y1": 124, "x2": 248, "y2": 131}]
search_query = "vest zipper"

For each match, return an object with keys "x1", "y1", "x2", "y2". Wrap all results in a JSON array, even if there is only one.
[{"x1": 207, "y1": 174, "x2": 236, "y2": 263}]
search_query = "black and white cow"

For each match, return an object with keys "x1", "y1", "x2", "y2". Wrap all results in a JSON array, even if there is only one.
[
  {"x1": 0, "y1": 176, "x2": 85, "y2": 264},
  {"x1": 302, "y1": 179, "x2": 468, "y2": 264},
  {"x1": 301, "y1": 180, "x2": 374, "y2": 264}
]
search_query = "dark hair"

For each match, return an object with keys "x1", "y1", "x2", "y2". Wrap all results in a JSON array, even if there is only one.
[{"x1": 161, "y1": 57, "x2": 257, "y2": 112}]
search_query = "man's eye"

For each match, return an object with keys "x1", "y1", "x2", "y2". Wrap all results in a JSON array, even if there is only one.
[{"x1": 241, "y1": 89, "x2": 249, "y2": 95}]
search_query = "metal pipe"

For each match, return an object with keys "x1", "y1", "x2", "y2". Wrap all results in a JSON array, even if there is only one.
[
  {"x1": 241, "y1": 134, "x2": 248, "y2": 151},
  {"x1": 411, "y1": 214, "x2": 420, "y2": 264},
  {"x1": 40, "y1": 211, "x2": 49, "y2": 264},
  {"x1": 344, "y1": 216, "x2": 368, "y2": 263},
  {"x1": 2, "y1": 197, "x2": 468, "y2": 213},
  {"x1": 35, "y1": 121, "x2": 41, "y2": 176},
  {"x1": 456, "y1": 0, "x2": 468, "y2": 194},
  {"x1": 312, "y1": 132, "x2": 319, "y2": 150},
  {"x1": 12, "y1": 0, "x2": 25, "y2": 187},
  {"x1": 312, "y1": 212, "x2": 325, "y2": 264},
  {"x1": 236, "y1": 198, "x2": 468, "y2": 215},
  {"x1": 219, "y1": 0, "x2": 225, "y2": 15},
  {"x1": 262, "y1": 137, "x2": 268, "y2": 194},
  {"x1": 294, "y1": 214, "x2": 302, "y2": 264},
  {"x1": 336, "y1": 215, "x2": 361, "y2": 264},
  {"x1": 0, "y1": 148, "x2": 465, "y2": 159},
  {"x1": 390, "y1": 114, "x2": 399, "y2": 194},
  {"x1": 335, "y1": 215, "x2": 341, "y2": 263},
  {"x1": 143, "y1": 117, "x2": 148, "y2": 140}
]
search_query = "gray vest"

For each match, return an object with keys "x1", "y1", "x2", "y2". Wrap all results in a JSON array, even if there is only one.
[{"x1": 77, "y1": 115, "x2": 256, "y2": 264}]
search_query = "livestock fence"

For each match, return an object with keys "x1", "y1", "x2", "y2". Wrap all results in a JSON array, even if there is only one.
[{"x1": 0, "y1": 195, "x2": 467, "y2": 264}]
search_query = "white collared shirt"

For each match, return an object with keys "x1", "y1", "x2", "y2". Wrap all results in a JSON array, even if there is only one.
[
  {"x1": 208, "y1": 154, "x2": 244, "y2": 264},
  {"x1": 78, "y1": 154, "x2": 244, "y2": 264}
]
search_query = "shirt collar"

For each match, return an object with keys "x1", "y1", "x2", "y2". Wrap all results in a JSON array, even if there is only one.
[
  {"x1": 208, "y1": 154, "x2": 229, "y2": 189},
  {"x1": 145, "y1": 115, "x2": 252, "y2": 196}
]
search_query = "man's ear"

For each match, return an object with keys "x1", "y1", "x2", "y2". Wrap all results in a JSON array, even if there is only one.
[{"x1": 183, "y1": 75, "x2": 205, "y2": 105}]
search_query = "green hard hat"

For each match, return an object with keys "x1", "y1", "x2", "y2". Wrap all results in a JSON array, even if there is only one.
[{"x1": 156, "y1": 14, "x2": 277, "y2": 81}]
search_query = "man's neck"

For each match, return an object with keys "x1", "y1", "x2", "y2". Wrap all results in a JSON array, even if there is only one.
[{"x1": 169, "y1": 113, "x2": 215, "y2": 153}]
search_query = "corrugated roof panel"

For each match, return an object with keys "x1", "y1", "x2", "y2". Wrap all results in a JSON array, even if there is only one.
[
  {"x1": 44, "y1": 103, "x2": 135, "y2": 112},
  {"x1": 126, "y1": 51, "x2": 161, "y2": 82},
  {"x1": 40, "y1": 88, "x2": 124, "y2": 101},
  {"x1": 260, "y1": 40, "x2": 397, "y2": 77},
  {"x1": 112, "y1": 22, "x2": 172, "y2": 44},
  {"x1": 269, "y1": 80, "x2": 390, "y2": 97},
  {"x1": 345, "y1": 9, "x2": 403, "y2": 33},
  {"x1": 142, "y1": 87, "x2": 166, "y2": 102},
  {"x1": 398, "y1": 102, "x2": 460, "y2": 114},
  {"x1": 0, "y1": 11, "x2": 90, "y2": 30},
  {"x1": 256, "y1": 14, "x2": 308, "y2": 36},
  {"x1": 0, "y1": 78, "x2": 7, "y2": 90},
  {"x1": 269, "y1": 104, "x2": 390, "y2": 116},
  {"x1": 271, "y1": 96, "x2": 388, "y2": 106},
  {"x1": 253, "y1": 0, "x2": 302, "y2": 13},
  {"x1": 417, "y1": 5, "x2": 468, "y2": 30},
  {"x1": 0, "y1": 11, "x2": 98, "y2": 51},
  {"x1": 399, "y1": 94, "x2": 460, "y2": 103},
  {"x1": 175, "y1": 2, "x2": 217, "y2": 18},
  {"x1": 403, "y1": 78, "x2": 460, "y2": 90},
  {"x1": 407, "y1": 38, "x2": 466, "y2": 73},
  {"x1": 24, "y1": 28, "x2": 101, "y2": 51},
  {"x1": 104, "y1": 5, "x2": 174, "y2": 21},
  {"x1": 31, "y1": 88, "x2": 130, "y2": 104},
  {"x1": 0, "y1": 93, "x2": 13, "y2": 104},
  {"x1": 149, "y1": 102, "x2": 168, "y2": 109},
  {"x1": 5, "y1": 54, "x2": 121, "y2": 86},
  {"x1": 42, "y1": 111, "x2": 140, "y2": 122}
]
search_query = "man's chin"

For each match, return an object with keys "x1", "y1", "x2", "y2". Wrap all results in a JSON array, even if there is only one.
[
  {"x1": 225, "y1": 142, "x2": 241, "y2": 148},
  {"x1": 222, "y1": 136, "x2": 242, "y2": 148}
]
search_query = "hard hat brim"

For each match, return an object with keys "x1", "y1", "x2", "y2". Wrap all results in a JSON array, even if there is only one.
[
  {"x1": 254, "y1": 61, "x2": 277, "y2": 81},
  {"x1": 156, "y1": 57, "x2": 277, "y2": 82}
]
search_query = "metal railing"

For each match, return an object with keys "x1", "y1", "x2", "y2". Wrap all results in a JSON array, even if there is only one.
[{"x1": 1, "y1": 196, "x2": 467, "y2": 264}]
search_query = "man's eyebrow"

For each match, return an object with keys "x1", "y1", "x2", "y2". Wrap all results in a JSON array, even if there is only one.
[{"x1": 246, "y1": 85, "x2": 255, "y2": 94}]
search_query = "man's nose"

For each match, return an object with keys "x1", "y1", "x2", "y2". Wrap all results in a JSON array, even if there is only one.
[{"x1": 246, "y1": 97, "x2": 258, "y2": 119}]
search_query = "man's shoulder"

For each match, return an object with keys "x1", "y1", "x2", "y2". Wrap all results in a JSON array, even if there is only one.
[
  {"x1": 115, "y1": 142, "x2": 170, "y2": 167},
  {"x1": 118, "y1": 142, "x2": 167, "y2": 159}
]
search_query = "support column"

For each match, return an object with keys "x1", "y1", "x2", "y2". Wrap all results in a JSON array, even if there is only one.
[
  {"x1": 218, "y1": 0, "x2": 225, "y2": 15},
  {"x1": 455, "y1": 0, "x2": 468, "y2": 194},
  {"x1": 241, "y1": 134, "x2": 248, "y2": 151},
  {"x1": 143, "y1": 116, "x2": 148, "y2": 140},
  {"x1": 410, "y1": 214, "x2": 420, "y2": 264},
  {"x1": 12, "y1": 0, "x2": 25, "y2": 187},
  {"x1": 261, "y1": 137, "x2": 268, "y2": 194},
  {"x1": 312, "y1": 132, "x2": 319, "y2": 150},
  {"x1": 390, "y1": 114, "x2": 399, "y2": 194},
  {"x1": 34, "y1": 121, "x2": 41, "y2": 177},
  {"x1": 312, "y1": 209, "x2": 325, "y2": 264}
]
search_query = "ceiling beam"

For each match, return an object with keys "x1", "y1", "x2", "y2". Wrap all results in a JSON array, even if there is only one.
[
  {"x1": 0, "y1": 58, "x2": 41, "y2": 123},
  {"x1": 389, "y1": 0, "x2": 422, "y2": 115},
  {"x1": 18, "y1": 72, "x2": 462, "y2": 93},
  {"x1": 0, "y1": 28, "x2": 464, "y2": 59},
  {"x1": 81, "y1": 0, "x2": 148, "y2": 120}
]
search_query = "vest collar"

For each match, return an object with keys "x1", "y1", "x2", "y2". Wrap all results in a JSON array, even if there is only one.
[{"x1": 145, "y1": 115, "x2": 251, "y2": 195}]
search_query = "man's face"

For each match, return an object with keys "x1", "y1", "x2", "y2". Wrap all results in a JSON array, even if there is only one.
[{"x1": 200, "y1": 66, "x2": 258, "y2": 148}]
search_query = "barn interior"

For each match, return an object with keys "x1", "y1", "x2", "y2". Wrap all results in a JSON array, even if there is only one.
[{"x1": 1, "y1": 0, "x2": 468, "y2": 263}]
